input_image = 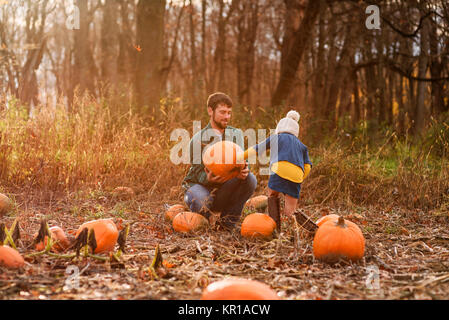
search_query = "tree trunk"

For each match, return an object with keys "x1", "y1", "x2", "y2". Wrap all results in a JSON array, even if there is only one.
[
  {"x1": 415, "y1": 18, "x2": 429, "y2": 134},
  {"x1": 17, "y1": 0, "x2": 49, "y2": 112},
  {"x1": 200, "y1": 0, "x2": 207, "y2": 101},
  {"x1": 352, "y1": 69, "x2": 361, "y2": 126},
  {"x1": 396, "y1": 74, "x2": 406, "y2": 136},
  {"x1": 313, "y1": 1, "x2": 325, "y2": 119},
  {"x1": 74, "y1": 0, "x2": 97, "y2": 97},
  {"x1": 429, "y1": 15, "x2": 445, "y2": 116},
  {"x1": 236, "y1": 0, "x2": 259, "y2": 106},
  {"x1": 101, "y1": 0, "x2": 119, "y2": 88},
  {"x1": 189, "y1": 0, "x2": 200, "y2": 116},
  {"x1": 271, "y1": 0, "x2": 320, "y2": 107},
  {"x1": 134, "y1": 0, "x2": 166, "y2": 118},
  {"x1": 210, "y1": 0, "x2": 238, "y2": 94},
  {"x1": 117, "y1": 0, "x2": 135, "y2": 86}
]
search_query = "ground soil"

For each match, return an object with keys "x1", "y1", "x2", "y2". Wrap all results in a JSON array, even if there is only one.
[{"x1": 1, "y1": 190, "x2": 449, "y2": 300}]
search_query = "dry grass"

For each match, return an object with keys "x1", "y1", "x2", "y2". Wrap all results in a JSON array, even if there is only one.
[
  {"x1": 0, "y1": 95, "x2": 186, "y2": 199},
  {"x1": 0, "y1": 94, "x2": 448, "y2": 212}
]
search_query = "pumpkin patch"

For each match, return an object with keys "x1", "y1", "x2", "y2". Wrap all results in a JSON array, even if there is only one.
[
  {"x1": 0, "y1": 245, "x2": 25, "y2": 269},
  {"x1": 172, "y1": 212, "x2": 209, "y2": 233},
  {"x1": 201, "y1": 278, "x2": 279, "y2": 300},
  {"x1": 245, "y1": 195, "x2": 268, "y2": 211},
  {"x1": 313, "y1": 216, "x2": 365, "y2": 263},
  {"x1": 316, "y1": 214, "x2": 340, "y2": 227},
  {"x1": 75, "y1": 219, "x2": 119, "y2": 253},
  {"x1": 35, "y1": 226, "x2": 71, "y2": 252},
  {"x1": 0, "y1": 193, "x2": 11, "y2": 216},
  {"x1": 240, "y1": 213, "x2": 276, "y2": 239},
  {"x1": 165, "y1": 204, "x2": 186, "y2": 222}
]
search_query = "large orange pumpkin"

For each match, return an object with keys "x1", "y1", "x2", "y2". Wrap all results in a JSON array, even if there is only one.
[
  {"x1": 172, "y1": 212, "x2": 209, "y2": 233},
  {"x1": 0, "y1": 245, "x2": 25, "y2": 269},
  {"x1": 241, "y1": 213, "x2": 276, "y2": 239},
  {"x1": 35, "y1": 226, "x2": 71, "y2": 252},
  {"x1": 75, "y1": 219, "x2": 119, "y2": 253},
  {"x1": 165, "y1": 204, "x2": 186, "y2": 222},
  {"x1": 245, "y1": 195, "x2": 268, "y2": 211},
  {"x1": 313, "y1": 216, "x2": 365, "y2": 263},
  {"x1": 0, "y1": 193, "x2": 11, "y2": 216},
  {"x1": 201, "y1": 279, "x2": 279, "y2": 300},
  {"x1": 202, "y1": 141, "x2": 245, "y2": 181},
  {"x1": 316, "y1": 214, "x2": 340, "y2": 227}
]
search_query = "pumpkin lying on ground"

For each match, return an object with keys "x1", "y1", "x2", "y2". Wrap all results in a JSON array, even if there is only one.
[
  {"x1": 165, "y1": 204, "x2": 186, "y2": 222},
  {"x1": 201, "y1": 279, "x2": 279, "y2": 300},
  {"x1": 0, "y1": 193, "x2": 11, "y2": 216},
  {"x1": 35, "y1": 226, "x2": 71, "y2": 252},
  {"x1": 75, "y1": 219, "x2": 119, "y2": 253},
  {"x1": 316, "y1": 214, "x2": 340, "y2": 227},
  {"x1": 241, "y1": 213, "x2": 276, "y2": 239},
  {"x1": 202, "y1": 141, "x2": 245, "y2": 181},
  {"x1": 245, "y1": 195, "x2": 268, "y2": 211},
  {"x1": 313, "y1": 216, "x2": 365, "y2": 263},
  {"x1": 112, "y1": 187, "x2": 135, "y2": 200},
  {"x1": 0, "y1": 245, "x2": 25, "y2": 269},
  {"x1": 172, "y1": 212, "x2": 209, "y2": 233}
]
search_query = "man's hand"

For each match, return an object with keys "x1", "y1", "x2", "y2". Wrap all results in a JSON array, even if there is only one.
[
  {"x1": 205, "y1": 167, "x2": 227, "y2": 184},
  {"x1": 237, "y1": 163, "x2": 249, "y2": 180}
]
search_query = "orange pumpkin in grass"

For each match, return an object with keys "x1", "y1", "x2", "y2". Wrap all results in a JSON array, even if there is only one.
[
  {"x1": 172, "y1": 212, "x2": 209, "y2": 233},
  {"x1": 75, "y1": 219, "x2": 119, "y2": 253},
  {"x1": 241, "y1": 213, "x2": 276, "y2": 239},
  {"x1": 0, "y1": 193, "x2": 11, "y2": 216},
  {"x1": 316, "y1": 214, "x2": 340, "y2": 227},
  {"x1": 165, "y1": 204, "x2": 185, "y2": 222},
  {"x1": 202, "y1": 141, "x2": 245, "y2": 181},
  {"x1": 201, "y1": 279, "x2": 279, "y2": 300},
  {"x1": 245, "y1": 195, "x2": 268, "y2": 211},
  {"x1": 35, "y1": 226, "x2": 71, "y2": 252},
  {"x1": 0, "y1": 246, "x2": 25, "y2": 269},
  {"x1": 313, "y1": 216, "x2": 365, "y2": 263}
]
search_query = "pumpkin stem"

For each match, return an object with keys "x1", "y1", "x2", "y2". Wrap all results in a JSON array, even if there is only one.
[
  {"x1": 337, "y1": 216, "x2": 346, "y2": 227},
  {"x1": 0, "y1": 223, "x2": 6, "y2": 245},
  {"x1": 149, "y1": 244, "x2": 163, "y2": 280},
  {"x1": 2, "y1": 221, "x2": 18, "y2": 249}
]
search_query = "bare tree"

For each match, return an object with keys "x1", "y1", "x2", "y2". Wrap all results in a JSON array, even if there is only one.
[
  {"x1": 271, "y1": 0, "x2": 320, "y2": 107},
  {"x1": 134, "y1": 0, "x2": 166, "y2": 118}
]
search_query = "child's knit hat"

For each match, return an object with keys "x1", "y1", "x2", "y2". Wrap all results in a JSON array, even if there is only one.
[{"x1": 275, "y1": 110, "x2": 300, "y2": 137}]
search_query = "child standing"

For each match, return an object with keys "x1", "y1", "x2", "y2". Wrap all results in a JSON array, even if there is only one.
[{"x1": 239, "y1": 110, "x2": 312, "y2": 234}]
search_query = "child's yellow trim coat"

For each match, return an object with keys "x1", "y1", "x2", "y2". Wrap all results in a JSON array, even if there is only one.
[{"x1": 242, "y1": 146, "x2": 312, "y2": 183}]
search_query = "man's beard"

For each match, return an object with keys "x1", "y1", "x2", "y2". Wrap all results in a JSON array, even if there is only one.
[{"x1": 212, "y1": 113, "x2": 227, "y2": 130}]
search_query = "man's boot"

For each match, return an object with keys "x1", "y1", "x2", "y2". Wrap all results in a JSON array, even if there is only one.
[{"x1": 268, "y1": 196, "x2": 281, "y2": 236}]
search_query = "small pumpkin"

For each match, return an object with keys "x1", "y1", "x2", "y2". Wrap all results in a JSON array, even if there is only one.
[
  {"x1": 75, "y1": 219, "x2": 119, "y2": 253},
  {"x1": 35, "y1": 226, "x2": 71, "y2": 252},
  {"x1": 245, "y1": 195, "x2": 268, "y2": 211},
  {"x1": 202, "y1": 141, "x2": 245, "y2": 181},
  {"x1": 313, "y1": 216, "x2": 365, "y2": 263},
  {"x1": 241, "y1": 213, "x2": 276, "y2": 239},
  {"x1": 172, "y1": 212, "x2": 209, "y2": 233},
  {"x1": 0, "y1": 245, "x2": 25, "y2": 269},
  {"x1": 112, "y1": 187, "x2": 135, "y2": 200},
  {"x1": 201, "y1": 278, "x2": 279, "y2": 300},
  {"x1": 316, "y1": 214, "x2": 340, "y2": 227},
  {"x1": 165, "y1": 204, "x2": 186, "y2": 222},
  {"x1": 0, "y1": 193, "x2": 11, "y2": 216}
]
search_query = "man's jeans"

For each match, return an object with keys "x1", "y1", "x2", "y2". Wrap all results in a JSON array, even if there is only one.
[{"x1": 184, "y1": 173, "x2": 257, "y2": 226}]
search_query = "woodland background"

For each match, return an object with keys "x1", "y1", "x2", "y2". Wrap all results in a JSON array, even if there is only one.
[{"x1": 0, "y1": 0, "x2": 448, "y2": 208}]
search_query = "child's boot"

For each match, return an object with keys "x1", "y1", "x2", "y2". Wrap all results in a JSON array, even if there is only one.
[{"x1": 268, "y1": 196, "x2": 281, "y2": 237}]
